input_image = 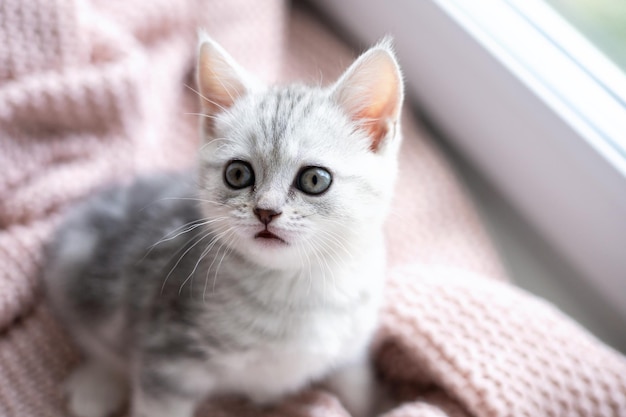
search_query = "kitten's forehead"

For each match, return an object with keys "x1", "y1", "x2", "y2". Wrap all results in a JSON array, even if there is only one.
[
  {"x1": 218, "y1": 85, "x2": 354, "y2": 173},
  {"x1": 250, "y1": 86, "x2": 335, "y2": 154}
]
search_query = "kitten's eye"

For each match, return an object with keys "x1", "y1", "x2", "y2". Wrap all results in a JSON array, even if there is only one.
[
  {"x1": 296, "y1": 167, "x2": 332, "y2": 195},
  {"x1": 224, "y1": 160, "x2": 254, "y2": 189}
]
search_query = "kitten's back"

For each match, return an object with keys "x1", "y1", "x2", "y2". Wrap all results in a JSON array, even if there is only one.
[{"x1": 42, "y1": 172, "x2": 199, "y2": 354}]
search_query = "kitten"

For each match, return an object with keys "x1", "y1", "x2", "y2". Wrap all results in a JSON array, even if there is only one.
[{"x1": 42, "y1": 33, "x2": 404, "y2": 417}]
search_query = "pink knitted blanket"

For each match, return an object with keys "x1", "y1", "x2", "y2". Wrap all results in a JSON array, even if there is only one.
[{"x1": 0, "y1": 0, "x2": 624, "y2": 416}]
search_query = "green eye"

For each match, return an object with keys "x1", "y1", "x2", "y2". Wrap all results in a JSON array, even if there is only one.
[
  {"x1": 224, "y1": 160, "x2": 254, "y2": 189},
  {"x1": 296, "y1": 167, "x2": 332, "y2": 195}
]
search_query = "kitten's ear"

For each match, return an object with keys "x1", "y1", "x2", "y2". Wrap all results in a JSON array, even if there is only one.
[
  {"x1": 197, "y1": 32, "x2": 254, "y2": 115},
  {"x1": 331, "y1": 39, "x2": 404, "y2": 152}
]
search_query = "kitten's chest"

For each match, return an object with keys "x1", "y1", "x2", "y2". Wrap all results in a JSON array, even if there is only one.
[
  {"x1": 204, "y1": 263, "x2": 382, "y2": 347},
  {"x1": 209, "y1": 302, "x2": 377, "y2": 396},
  {"x1": 205, "y1": 283, "x2": 379, "y2": 350}
]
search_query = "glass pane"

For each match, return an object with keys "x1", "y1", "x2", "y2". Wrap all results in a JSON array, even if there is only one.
[{"x1": 545, "y1": 0, "x2": 626, "y2": 72}]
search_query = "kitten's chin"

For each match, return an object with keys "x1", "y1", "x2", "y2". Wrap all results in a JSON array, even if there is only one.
[
  {"x1": 237, "y1": 235, "x2": 304, "y2": 270},
  {"x1": 244, "y1": 248, "x2": 301, "y2": 270}
]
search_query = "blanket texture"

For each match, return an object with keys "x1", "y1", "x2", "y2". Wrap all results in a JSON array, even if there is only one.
[{"x1": 0, "y1": 0, "x2": 624, "y2": 416}]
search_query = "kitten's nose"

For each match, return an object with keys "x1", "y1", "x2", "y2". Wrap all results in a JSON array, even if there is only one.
[{"x1": 253, "y1": 208, "x2": 282, "y2": 226}]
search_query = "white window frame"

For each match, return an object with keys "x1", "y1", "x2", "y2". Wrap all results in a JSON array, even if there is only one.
[{"x1": 310, "y1": 0, "x2": 626, "y2": 318}]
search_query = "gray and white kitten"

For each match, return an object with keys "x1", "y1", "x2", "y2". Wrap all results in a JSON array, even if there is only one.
[{"x1": 43, "y1": 33, "x2": 403, "y2": 417}]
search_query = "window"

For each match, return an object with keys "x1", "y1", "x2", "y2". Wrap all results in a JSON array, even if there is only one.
[
  {"x1": 545, "y1": 0, "x2": 626, "y2": 72},
  {"x1": 498, "y1": 0, "x2": 626, "y2": 159}
]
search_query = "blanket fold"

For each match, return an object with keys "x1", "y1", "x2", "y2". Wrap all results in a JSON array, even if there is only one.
[{"x1": 376, "y1": 266, "x2": 626, "y2": 417}]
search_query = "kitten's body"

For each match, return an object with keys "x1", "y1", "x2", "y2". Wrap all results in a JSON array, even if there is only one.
[{"x1": 43, "y1": 37, "x2": 403, "y2": 417}]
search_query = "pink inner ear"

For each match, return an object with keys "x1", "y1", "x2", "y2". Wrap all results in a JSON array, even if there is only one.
[
  {"x1": 355, "y1": 73, "x2": 400, "y2": 152},
  {"x1": 357, "y1": 109, "x2": 388, "y2": 152},
  {"x1": 199, "y1": 73, "x2": 245, "y2": 111},
  {"x1": 198, "y1": 43, "x2": 247, "y2": 117},
  {"x1": 334, "y1": 47, "x2": 402, "y2": 153}
]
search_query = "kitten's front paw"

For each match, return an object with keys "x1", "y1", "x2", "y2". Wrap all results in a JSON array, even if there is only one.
[
  {"x1": 323, "y1": 359, "x2": 378, "y2": 417},
  {"x1": 64, "y1": 362, "x2": 127, "y2": 417}
]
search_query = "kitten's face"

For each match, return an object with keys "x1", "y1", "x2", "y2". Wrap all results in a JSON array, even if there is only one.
[{"x1": 196, "y1": 36, "x2": 403, "y2": 270}]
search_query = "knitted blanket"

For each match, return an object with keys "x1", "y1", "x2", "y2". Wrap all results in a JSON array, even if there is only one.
[{"x1": 0, "y1": 0, "x2": 624, "y2": 416}]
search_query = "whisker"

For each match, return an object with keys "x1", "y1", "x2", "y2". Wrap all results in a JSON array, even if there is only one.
[
  {"x1": 156, "y1": 197, "x2": 232, "y2": 208},
  {"x1": 212, "y1": 233, "x2": 236, "y2": 290},
  {"x1": 184, "y1": 112, "x2": 220, "y2": 120},
  {"x1": 180, "y1": 224, "x2": 233, "y2": 296},
  {"x1": 294, "y1": 240, "x2": 313, "y2": 296},
  {"x1": 199, "y1": 139, "x2": 235, "y2": 157},
  {"x1": 316, "y1": 235, "x2": 346, "y2": 296},
  {"x1": 213, "y1": 74, "x2": 236, "y2": 104},
  {"x1": 139, "y1": 216, "x2": 229, "y2": 263},
  {"x1": 194, "y1": 226, "x2": 235, "y2": 298},
  {"x1": 160, "y1": 223, "x2": 230, "y2": 294},
  {"x1": 358, "y1": 117, "x2": 383, "y2": 126},
  {"x1": 138, "y1": 219, "x2": 210, "y2": 263},
  {"x1": 149, "y1": 217, "x2": 227, "y2": 250},
  {"x1": 317, "y1": 229, "x2": 355, "y2": 261},
  {"x1": 204, "y1": 229, "x2": 237, "y2": 300},
  {"x1": 313, "y1": 233, "x2": 345, "y2": 268},
  {"x1": 306, "y1": 239, "x2": 327, "y2": 305}
]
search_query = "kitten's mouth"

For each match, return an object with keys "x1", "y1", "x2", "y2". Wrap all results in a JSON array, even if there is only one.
[{"x1": 254, "y1": 230, "x2": 286, "y2": 243}]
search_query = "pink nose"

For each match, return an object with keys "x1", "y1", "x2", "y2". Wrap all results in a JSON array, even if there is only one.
[{"x1": 253, "y1": 208, "x2": 282, "y2": 225}]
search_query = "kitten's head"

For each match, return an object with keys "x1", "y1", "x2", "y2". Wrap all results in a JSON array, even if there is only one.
[{"x1": 196, "y1": 34, "x2": 403, "y2": 270}]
